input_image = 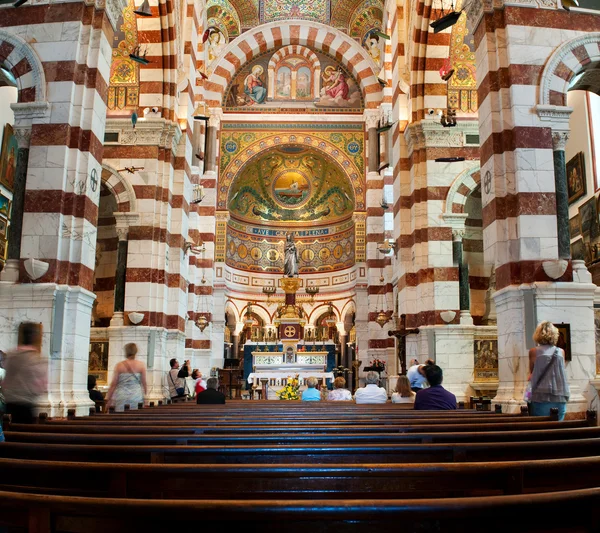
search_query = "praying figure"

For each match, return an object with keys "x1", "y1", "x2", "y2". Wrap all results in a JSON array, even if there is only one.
[{"x1": 284, "y1": 233, "x2": 299, "y2": 277}]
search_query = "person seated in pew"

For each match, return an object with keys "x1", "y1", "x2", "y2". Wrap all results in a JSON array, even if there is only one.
[
  {"x1": 301, "y1": 376, "x2": 322, "y2": 402},
  {"x1": 327, "y1": 377, "x2": 353, "y2": 401},
  {"x1": 391, "y1": 375, "x2": 416, "y2": 404},
  {"x1": 414, "y1": 364, "x2": 457, "y2": 410},
  {"x1": 354, "y1": 371, "x2": 388, "y2": 404},
  {"x1": 196, "y1": 377, "x2": 226, "y2": 404},
  {"x1": 87, "y1": 375, "x2": 105, "y2": 412}
]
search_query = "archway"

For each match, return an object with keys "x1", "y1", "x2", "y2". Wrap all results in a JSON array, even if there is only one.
[{"x1": 208, "y1": 21, "x2": 383, "y2": 108}]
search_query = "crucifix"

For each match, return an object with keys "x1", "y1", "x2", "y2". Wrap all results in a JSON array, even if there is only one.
[{"x1": 388, "y1": 314, "x2": 420, "y2": 375}]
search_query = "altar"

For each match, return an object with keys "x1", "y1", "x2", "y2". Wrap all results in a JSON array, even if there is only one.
[{"x1": 247, "y1": 351, "x2": 334, "y2": 389}]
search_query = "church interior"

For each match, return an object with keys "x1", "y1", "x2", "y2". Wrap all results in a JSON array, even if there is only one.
[
  {"x1": 3, "y1": 0, "x2": 600, "y2": 528},
  {"x1": 0, "y1": 0, "x2": 598, "y2": 419}
]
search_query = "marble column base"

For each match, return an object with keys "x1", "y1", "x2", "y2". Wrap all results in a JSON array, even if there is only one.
[
  {"x1": 110, "y1": 311, "x2": 124, "y2": 327},
  {"x1": 0, "y1": 259, "x2": 20, "y2": 282},
  {"x1": 459, "y1": 310, "x2": 474, "y2": 325}
]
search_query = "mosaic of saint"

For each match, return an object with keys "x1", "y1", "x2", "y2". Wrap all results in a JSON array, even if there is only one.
[
  {"x1": 225, "y1": 48, "x2": 363, "y2": 112},
  {"x1": 227, "y1": 147, "x2": 355, "y2": 225}
]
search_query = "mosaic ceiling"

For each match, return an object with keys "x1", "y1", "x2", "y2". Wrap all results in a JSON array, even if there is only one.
[
  {"x1": 217, "y1": 0, "x2": 260, "y2": 29},
  {"x1": 221, "y1": 0, "x2": 384, "y2": 35},
  {"x1": 228, "y1": 146, "x2": 356, "y2": 226},
  {"x1": 331, "y1": 0, "x2": 383, "y2": 33}
]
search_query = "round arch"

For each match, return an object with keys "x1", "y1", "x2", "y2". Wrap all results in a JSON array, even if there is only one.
[
  {"x1": 101, "y1": 165, "x2": 138, "y2": 213},
  {"x1": 444, "y1": 163, "x2": 481, "y2": 215},
  {"x1": 208, "y1": 21, "x2": 383, "y2": 108},
  {"x1": 539, "y1": 33, "x2": 600, "y2": 107},
  {"x1": 0, "y1": 29, "x2": 46, "y2": 103}
]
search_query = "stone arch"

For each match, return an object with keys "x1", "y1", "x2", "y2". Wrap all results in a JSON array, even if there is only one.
[
  {"x1": 208, "y1": 21, "x2": 383, "y2": 108},
  {"x1": 308, "y1": 302, "x2": 340, "y2": 325},
  {"x1": 101, "y1": 165, "x2": 138, "y2": 213},
  {"x1": 540, "y1": 33, "x2": 600, "y2": 107},
  {"x1": 0, "y1": 29, "x2": 46, "y2": 103},
  {"x1": 341, "y1": 300, "x2": 356, "y2": 329},
  {"x1": 218, "y1": 135, "x2": 365, "y2": 210},
  {"x1": 445, "y1": 163, "x2": 481, "y2": 215}
]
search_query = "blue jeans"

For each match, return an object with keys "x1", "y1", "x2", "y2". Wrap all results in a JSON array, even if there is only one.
[{"x1": 530, "y1": 401, "x2": 567, "y2": 421}]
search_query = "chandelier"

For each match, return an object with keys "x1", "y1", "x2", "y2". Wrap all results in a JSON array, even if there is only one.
[
  {"x1": 244, "y1": 302, "x2": 255, "y2": 327},
  {"x1": 375, "y1": 310, "x2": 390, "y2": 328},
  {"x1": 324, "y1": 302, "x2": 336, "y2": 327},
  {"x1": 196, "y1": 315, "x2": 209, "y2": 332}
]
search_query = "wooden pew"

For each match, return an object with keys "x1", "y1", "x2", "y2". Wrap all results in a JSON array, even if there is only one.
[
  {"x1": 2, "y1": 437, "x2": 600, "y2": 464},
  {"x1": 0, "y1": 488, "x2": 599, "y2": 533},
  {"x1": 2, "y1": 455, "x2": 600, "y2": 500},
  {"x1": 5, "y1": 425, "x2": 600, "y2": 446}
]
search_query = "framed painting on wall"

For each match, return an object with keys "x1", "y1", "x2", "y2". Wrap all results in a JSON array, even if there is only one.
[
  {"x1": 554, "y1": 323, "x2": 572, "y2": 362},
  {"x1": 88, "y1": 341, "x2": 109, "y2": 385},
  {"x1": 571, "y1": 237, "x2": 585, "y2": 260},
  {"x1": 0, "y1": 123, "x2": 17, "y2": 192},
  {"x1": 567, "y1": 151, "x2": 586, "y2": 205},
  {"x1": 570, "y1": 214, "x2": 581, "y2": 238},
  {"x1": 0, "y1": 238, "x2": 6, "y2": 260},
  {"x1": 579, "y1": 196, "x2": 598, "y2": 238},
  {"x1": 0, "y1": 194, "x2": 10, "y2": 219},
  {"x1": 0, "y1": 217, "x2": 6, "y2": 239}
]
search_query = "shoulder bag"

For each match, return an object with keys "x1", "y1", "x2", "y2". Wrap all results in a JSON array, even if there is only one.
[{"x1": 169, "y1": 370, "x2": 186, "y2": 397}]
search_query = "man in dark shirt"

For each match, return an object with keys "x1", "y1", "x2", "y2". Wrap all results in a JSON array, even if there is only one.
[
  {"x1": 414, "y1": 364, "x2": 457, "y2": 410},
  {"x1": 196, "y1": 377, "x2": 226, "y2": 404}
]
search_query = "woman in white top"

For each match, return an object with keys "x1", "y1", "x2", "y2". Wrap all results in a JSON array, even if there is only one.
[
  {"x1": 327, "y1": 376, "x2": 353, "y2": 401},
  {"x1": 391, "y1": 375, "x2": 416, "y2": 404},
  {"x1": 106, "y1": 343, "x2": 147, "y2": 412}
]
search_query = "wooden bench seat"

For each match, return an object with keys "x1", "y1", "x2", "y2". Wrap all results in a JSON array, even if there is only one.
[
  {"x1": 1, "y1": 455, "x2": 600, "y2": 500},
  {"x1": 5, "y1": 425, "x2": 600, "y2": 446},
  {"x1": 2, "y1": 437, "x2": 600, "y2": 464},
  {"x1": 0, "y1": 488, "x2": 599, "y2": 533}
]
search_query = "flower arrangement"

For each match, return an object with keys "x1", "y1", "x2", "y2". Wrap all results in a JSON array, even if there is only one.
[
  {"x1": 369, "y1": 359, "x2": 386, "y2": 371},
  {"x1": 278, "y1": 374, "x2": 300, "y2": 400}
]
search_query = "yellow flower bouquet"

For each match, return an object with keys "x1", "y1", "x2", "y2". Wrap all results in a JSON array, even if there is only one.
[{"x1": 278, "y1": 374, "x2": 300, "y2": 400}]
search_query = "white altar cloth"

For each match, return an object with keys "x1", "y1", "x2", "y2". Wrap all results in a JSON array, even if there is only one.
[{"x1": 247, "y1": 371, "x2": 334, "y2": 384}]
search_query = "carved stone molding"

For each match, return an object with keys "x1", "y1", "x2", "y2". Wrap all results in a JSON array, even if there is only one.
[
  {"x1": 85, "y1": 0, "x2": 129, "y2": 32},
  {"x1": 442, "y1": 213, "x2": 469, "y2": 233},
  {"x1": 404, "y1": 120, "x2": 480, "y2": 155},
  {"x1": 465, "y1": 0, "x2": 558, "y2": 33},
  {"x1": 551, "y1": 131, "x2": 570, "y2": 151},
  {"x1": 105, "y1": 118, "x2": 183, "y2": 152}
]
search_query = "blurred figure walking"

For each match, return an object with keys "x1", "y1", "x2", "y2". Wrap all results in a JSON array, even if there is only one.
[{"x1": 2, "y1": 322, "x2": 47, "y2": 423}]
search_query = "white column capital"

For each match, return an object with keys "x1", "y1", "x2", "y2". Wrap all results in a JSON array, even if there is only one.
[
  {"x1": 363, "y1": 109, "x2": 383, "y2": 130},
  {"x1": 208, "y1": 108, "x2": 224, "y2": 129},
  {"x1": 12, "y1": 126, "x2": 32, "y2": 149},
  {"x1": 113, "y1": 212, "x2": 140, "y2": 241},
  {"x1": 552, "y1": 130, "x2": 570, "y2": 151}
]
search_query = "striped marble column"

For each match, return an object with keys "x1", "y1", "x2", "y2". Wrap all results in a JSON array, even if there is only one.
[{"x1": 467, "y1": 0, "x2": 597, "y2": 413}]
